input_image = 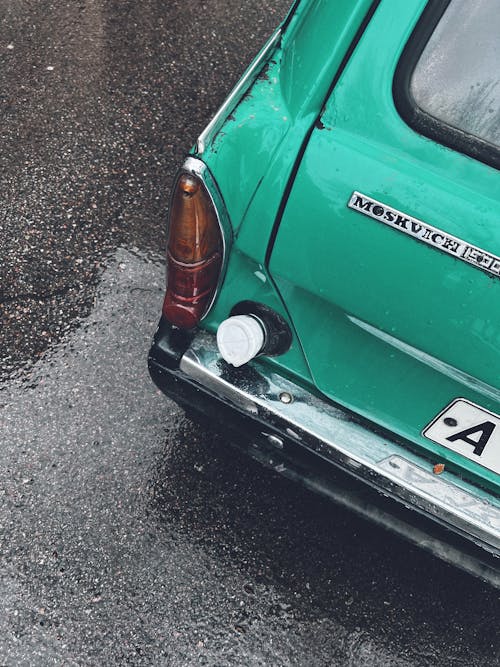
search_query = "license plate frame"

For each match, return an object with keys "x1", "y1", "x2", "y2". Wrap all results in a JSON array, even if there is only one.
[{"x1": 423, "y1": 398, "x2": 500, "y2": 476}]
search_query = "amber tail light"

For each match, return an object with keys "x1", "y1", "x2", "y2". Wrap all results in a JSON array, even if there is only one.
[{"x1": 162, "y1": 171, "x2": 223, "y2": 329}]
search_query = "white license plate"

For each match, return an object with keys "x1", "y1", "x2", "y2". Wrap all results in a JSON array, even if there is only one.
[{"x1": 423, "y1": 399, "x2": 500, "y2": 475}]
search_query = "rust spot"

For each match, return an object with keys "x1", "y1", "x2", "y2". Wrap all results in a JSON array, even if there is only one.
[{"x1": 257, "y1": 62, "x2": 271, "y2": 81}]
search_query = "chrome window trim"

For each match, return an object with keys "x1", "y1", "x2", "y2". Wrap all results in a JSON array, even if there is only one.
[{"x1": 196, "y1": 29, "x2": 281, "y2": 155}]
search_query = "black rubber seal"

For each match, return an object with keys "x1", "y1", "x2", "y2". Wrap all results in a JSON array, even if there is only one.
[{"x1": 149, "y1": 317, "x2": 194, "y2": 371}]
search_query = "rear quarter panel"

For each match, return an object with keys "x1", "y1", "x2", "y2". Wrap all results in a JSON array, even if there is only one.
[{"x1": 268, "y1": 0, "x2": 500, "y2": 489}]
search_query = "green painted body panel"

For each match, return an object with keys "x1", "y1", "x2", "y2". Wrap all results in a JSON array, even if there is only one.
[
  {"x1": 198, "y1": 0, "x2": 374, "y2": 258},
  {"x1": 200, "y1": 0, "x2": 376, "y2": 385},
  {"x1": 201, "y1": 248, "x2": 312, "y2": 383},
  {"x1": 197, "y1": 0, "x2": 499, "y2": 492},
  {"x1": 268, "y1": 0, "x2": 500, "y2": 490}
]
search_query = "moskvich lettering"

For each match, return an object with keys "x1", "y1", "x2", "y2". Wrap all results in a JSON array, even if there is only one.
[
  {"x1": 431, "y1": 233, "x2": 444, "y2": 245},
  {"x1": 352, "y1": 195, "x2": 372, "y2": 212},
  {"x1": 347, "y1": 191, "x2": 500, "y2": 280},
  {"x1": 394, "y1": 215, "x2": 409, "y2": 229}
]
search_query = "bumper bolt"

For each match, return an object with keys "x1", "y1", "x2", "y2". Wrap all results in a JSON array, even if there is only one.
[{"x1": 266, "y1": 434, "x2": 284, "y2": 449}]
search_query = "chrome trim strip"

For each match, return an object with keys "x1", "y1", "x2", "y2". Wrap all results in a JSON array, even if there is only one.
[
  {"x1": 348, "y1": 191, "x2": 500, "y2": 279},
  {"x1": 178, "y1": 157, "x2": 233, "y2": 319},
  {"x1": 180, "y1": 331, "x2": 500, "y2": 555},
  {"x1": 196, "y1": 29, "x2": 281, "y2": 155}
]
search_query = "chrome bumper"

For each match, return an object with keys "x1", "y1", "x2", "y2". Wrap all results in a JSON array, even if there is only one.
[
  {"x1": 178, "y1": 332, "x2": 500, "y2": 575},
  {"x1": 149, "y1": 322, "x2": 500, "y2": 585}
]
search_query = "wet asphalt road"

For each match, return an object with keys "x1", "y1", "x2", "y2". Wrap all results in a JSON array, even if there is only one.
[{"x1": 0, "y1": 1, "x2": 499, "y2": 665}]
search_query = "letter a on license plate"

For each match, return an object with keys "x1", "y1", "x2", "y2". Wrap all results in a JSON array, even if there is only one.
[{"x1": 423, "y1": 398, "x2": 500, "y2": 475}]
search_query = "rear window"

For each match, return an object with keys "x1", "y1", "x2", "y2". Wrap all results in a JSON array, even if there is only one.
[
  {"x1": 411, "y1": 0, "x2": 500, "y2": 147},
  {"x1": 394, "y1": 0, "x2": 500, "y2": 169}
]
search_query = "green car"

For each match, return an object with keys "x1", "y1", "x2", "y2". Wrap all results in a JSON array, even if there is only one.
[{"x1": 149, "y1": 0, "x2": 500, "y2": 586}]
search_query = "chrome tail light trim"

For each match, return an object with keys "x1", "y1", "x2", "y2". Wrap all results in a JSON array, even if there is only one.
[{"x1": 196, "y1": 29, "x2": 281, "y2": 155}]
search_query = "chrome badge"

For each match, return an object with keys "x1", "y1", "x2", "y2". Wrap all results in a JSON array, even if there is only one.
[{"x1": 348, "y1": 191, "x2": 500, "y2": 279}]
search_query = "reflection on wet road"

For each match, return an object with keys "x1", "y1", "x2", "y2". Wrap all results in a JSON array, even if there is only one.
[
  {"x1": 2, "y1": 250, "x2": 498, "y2": 665},
  {"x1": 0, "y1": 1, "x2": 499, "y2": 665},
  {"x1": 0, "y1": 0, "x2": 287, "y2": 380}
]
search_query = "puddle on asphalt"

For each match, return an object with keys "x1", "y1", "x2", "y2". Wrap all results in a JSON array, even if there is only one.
[
  {"x1": 0, "y1": 248, "x2": 497, "y2": 666},
  {"x1": 1, "y1": 247, "x2": 165, "y2": 390}
]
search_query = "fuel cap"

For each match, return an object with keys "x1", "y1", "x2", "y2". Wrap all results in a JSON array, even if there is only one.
[{"x1": 216, "y1": 315, "x2": 265, "y2": 367}]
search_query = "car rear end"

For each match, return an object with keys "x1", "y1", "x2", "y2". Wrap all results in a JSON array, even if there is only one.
[{"x1": 149, "y1": 0, "x2": 500, "y2": 586}]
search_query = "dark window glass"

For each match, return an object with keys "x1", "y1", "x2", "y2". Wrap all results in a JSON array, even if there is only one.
[{"x1": 410, "y1": 0, "x2": 500, "y2": 148}]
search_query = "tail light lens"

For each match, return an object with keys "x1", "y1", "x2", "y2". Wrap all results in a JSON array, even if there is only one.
[{"x1": 162, "y1": 171, "x2": 223, "y2": 329}]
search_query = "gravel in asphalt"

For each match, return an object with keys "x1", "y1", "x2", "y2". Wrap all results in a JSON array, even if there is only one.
[
  {"x1": 0, "y1": 0, "x2": 288, "y2": 381},
  {"x1": 1, "y1": 249, "x2": 499, "y2": 665},
  {"x1": 0, "y1": 1, "x2": 499, "y2": 665}
]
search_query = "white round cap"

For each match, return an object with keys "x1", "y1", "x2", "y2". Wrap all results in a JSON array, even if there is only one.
[{"x1": 216, "y1": 315, "x2": 265, "y2": 367}]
